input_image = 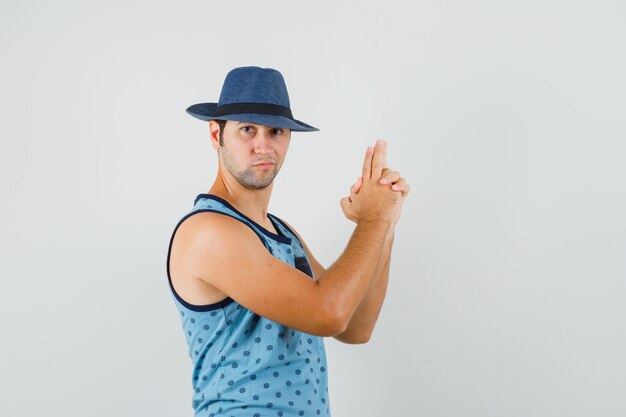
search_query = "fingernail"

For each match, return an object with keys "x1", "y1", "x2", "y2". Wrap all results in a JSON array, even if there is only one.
[
  {"x1": 376, "y1": 140, "x2": 384, "y2": 146},
  {"x1": 367, "y1": 147, "x2": 373, "y2": 153},
  {"x1": 380, "y1": 178, "x2": 388, "y2": 184}
]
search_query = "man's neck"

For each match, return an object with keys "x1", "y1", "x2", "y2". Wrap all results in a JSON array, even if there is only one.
[{"x1": 208, "y1": 179, "x2": 274, "y2": 228}]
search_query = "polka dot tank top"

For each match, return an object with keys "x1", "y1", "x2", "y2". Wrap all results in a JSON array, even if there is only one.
[{"x1": 166, "y1": 194, "x2": 332, "y2": 417}]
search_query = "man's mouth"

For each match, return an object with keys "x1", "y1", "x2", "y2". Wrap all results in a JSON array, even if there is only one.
[{"x1": 253, "y1": 161, "x2": 275, "y2": 167}]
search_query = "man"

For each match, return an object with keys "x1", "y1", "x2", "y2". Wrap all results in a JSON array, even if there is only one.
[{"x1": 166, "y1": 66, "x2": 410, "y2": 417}]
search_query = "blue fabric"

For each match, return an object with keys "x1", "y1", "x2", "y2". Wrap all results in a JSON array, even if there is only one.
[
  {"x1": 185, "y1": 66, "x2": 319, "y2": 132},
  {"x1": 167, "y1": 194, "x2": 331, "y2": 417}
]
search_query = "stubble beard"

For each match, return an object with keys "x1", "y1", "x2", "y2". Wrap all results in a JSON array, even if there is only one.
[{"x1": 220, "y1": 147, "x2": 278, "y2": 190}]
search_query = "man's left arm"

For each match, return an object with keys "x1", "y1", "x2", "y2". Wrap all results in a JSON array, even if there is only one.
[
  {"x1": 331, "y1": 229, "x2": 393, "y2": 344},
  {"x1": 283, "y1": 141, "x2": 408, "y2": 344},
  {"x1": 281, "y1": 217, "x2": 394, "y2": 345},
  {"x1": 332, "y1": 149, "x2": 407, "y2": 344}
]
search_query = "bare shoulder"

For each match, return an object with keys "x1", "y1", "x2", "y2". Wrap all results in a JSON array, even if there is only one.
[
  {"x1": 177, "y1": 211, "x2": 268, "y2": 257},
  {"x1": 169, "y1": 211, "x2": 262, "y2": 305},
  {"x1": 174, "y1": 211, "x2": 252, "y2": 247}
]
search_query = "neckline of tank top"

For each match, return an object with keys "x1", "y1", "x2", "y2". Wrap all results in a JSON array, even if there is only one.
[{"x1": 194, "y1": 193, "x2": 292, "y2": 245}]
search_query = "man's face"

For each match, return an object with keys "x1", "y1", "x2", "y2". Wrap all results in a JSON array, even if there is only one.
[{"x1": 215, "y1": 120, "x2": 291, "y2": 190}]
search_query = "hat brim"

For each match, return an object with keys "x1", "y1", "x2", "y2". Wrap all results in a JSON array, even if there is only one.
[{"x1": 186, "y1": 103, "x2": 319, "y2": 132}]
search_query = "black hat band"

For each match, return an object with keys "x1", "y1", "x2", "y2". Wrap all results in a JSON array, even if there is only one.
[{"x1": 214, "y1": 102, "x2": 294, "y2": 119}]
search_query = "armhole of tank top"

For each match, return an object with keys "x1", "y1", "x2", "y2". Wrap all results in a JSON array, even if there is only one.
[
  {"x1": 266, "y1": 213, "x2": 301, "y2": 246},
  {"x1": 267, "y1": 214, "x2": 315, "y2": 279},
  {"x1": 166, "y1": 208, "x2": 268, "y2": 312}
]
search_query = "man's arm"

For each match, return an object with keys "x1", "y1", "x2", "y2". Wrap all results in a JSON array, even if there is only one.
[
  {"x1": 333, "y1": 230, "x2": 393, "y2": 344},
  {"x1": 332, "y1": 140, "x2": 409, "y2": 343},
  {"x1": 282, "y1": 220, "x2": 394, "y2": 344},
  {"x1": 280, "y1": 141, "x2": 409, "y2": 343},
  {"x1": 180, "y1": 209, "x2": 392, "y2": 337}
]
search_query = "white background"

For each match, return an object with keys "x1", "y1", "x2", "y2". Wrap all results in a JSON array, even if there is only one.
[{"x1": 1, "y1": 1, "x2": 625, "y2": 416}]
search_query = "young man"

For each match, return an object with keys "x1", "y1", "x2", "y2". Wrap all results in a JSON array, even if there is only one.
[{"x1": 166, "y1": 66, "x2": 410, "y2": 417}]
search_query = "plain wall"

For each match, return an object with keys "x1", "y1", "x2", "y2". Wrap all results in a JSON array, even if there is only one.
[{"x1": 1, "y1": 0, "x2": 625, "y2": 416}]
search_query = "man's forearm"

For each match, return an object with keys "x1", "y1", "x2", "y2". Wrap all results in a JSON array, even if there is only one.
[
  {"x1": 333, "y1": 230, "x2": 394, "y2": 343},
  {"x1": 316, "y1": 220, "x2": 392, "y2": 328}
]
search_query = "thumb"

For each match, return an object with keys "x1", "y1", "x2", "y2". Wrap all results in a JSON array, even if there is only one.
[
  {"x1": 339, "y1": 196, "x2": 351, "y2": 215},
  {"x1": 351, "y1": 176, "x2": 363, "y2": 195}
]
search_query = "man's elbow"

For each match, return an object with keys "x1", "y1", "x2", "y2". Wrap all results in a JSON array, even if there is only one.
[
  {"x1": 323, "y1": 312, "x2": 348, "y2": 337},
  {"x1": 317, "y1": 286, "x2": 349, "y2": 337},
  {"x1": 344, "y1": 334, "x2": 371, "y2": 344},
  {"x1": 332, "y1": 331, "x2": 371, "y2": 344}
]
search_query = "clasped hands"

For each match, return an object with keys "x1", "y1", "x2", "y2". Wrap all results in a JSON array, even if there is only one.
[{"x1": 340, "y1": 139, "x2": 410, "y2": 225}]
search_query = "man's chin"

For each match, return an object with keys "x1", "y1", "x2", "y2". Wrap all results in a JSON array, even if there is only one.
[
  {"x1": 244, "y1": 184, "x2": 272, "y2": 191},
  {"x1": 237, "y1": 170, "x2": 278, "y2": 190},
  {"x1": 242, "y1": 179, "x2": 275, "y2": 190}
]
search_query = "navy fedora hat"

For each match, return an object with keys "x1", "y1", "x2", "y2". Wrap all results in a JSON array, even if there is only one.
[{"x1": 186, "y1": 66, "x2": 319, "y2": 132}]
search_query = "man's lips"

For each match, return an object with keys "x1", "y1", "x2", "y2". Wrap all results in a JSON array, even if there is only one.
[{"x1": 253, "y1": 161, "x2": 275, "y2": 167}]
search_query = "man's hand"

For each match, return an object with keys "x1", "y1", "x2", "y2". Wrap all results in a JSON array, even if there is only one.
[{"x1": 340, "y1": 140, "x2": 410, "y2": 225}]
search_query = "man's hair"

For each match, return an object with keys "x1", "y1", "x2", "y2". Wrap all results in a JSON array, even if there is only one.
[{"x1": 216, "y1": 119, "x2": 227, "y2": 146}]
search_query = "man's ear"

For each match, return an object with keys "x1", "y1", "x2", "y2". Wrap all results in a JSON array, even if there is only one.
[{"x1": 209, "y1": 120, "x2": 221, "y2": 150}]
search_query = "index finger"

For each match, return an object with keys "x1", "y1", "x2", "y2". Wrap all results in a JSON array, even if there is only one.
[{"x1": 371, "y1": 139, "x2": 386, "y2": 179}]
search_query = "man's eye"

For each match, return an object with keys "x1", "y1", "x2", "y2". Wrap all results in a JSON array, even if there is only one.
[
  {"x1": 272, "y1": 128, "x2": 283, "y2": 135},
  {"x1": 241, "y1": 126, "x2": 254, "y2": 133}
]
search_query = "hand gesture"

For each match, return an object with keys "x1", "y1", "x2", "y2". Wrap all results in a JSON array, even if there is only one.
[{"x1": 340, "y1": 140, "x2": 410, "y2": 226}]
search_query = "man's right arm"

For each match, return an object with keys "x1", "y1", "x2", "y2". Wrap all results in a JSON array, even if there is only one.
[{"x1": 181, "y1": 212, "x2": 392, "y2": 338}]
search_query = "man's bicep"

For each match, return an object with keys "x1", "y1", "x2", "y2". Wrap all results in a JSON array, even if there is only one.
[{"x1": 186, "y1": 213, "x2": 340, "y2": 336}]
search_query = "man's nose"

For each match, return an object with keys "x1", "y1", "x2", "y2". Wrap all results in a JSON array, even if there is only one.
[{"x1": 253, "y1": 131, "x2": 274, "y2": 154}]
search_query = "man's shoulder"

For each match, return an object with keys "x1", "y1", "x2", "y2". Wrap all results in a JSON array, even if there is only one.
[
  {"x1": 177, "y1": 211, "x2": 255, "y2": 242},
  {"x1": 173, "y1": 211, "x2": 270, "y2": 274}
]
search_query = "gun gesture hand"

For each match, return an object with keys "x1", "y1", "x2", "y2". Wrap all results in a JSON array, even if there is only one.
[{"x1": 340, "y1": 140, "x2": 410, "y2": 225}]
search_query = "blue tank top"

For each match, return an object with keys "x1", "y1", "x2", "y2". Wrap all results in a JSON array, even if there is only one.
[{"x1": 166, "y1": 194, "x2": 332, "y2": 417}]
